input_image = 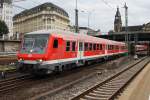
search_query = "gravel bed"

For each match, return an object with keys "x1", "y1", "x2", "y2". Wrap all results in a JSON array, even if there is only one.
[
  {"x1": 37, "y1": 70, "x2": 116, "y2": 100},
  {"x1": 0, "y1": 56, "x2": 134, "y2": 100},
  {"x1": 33, "y1": 56, "x2": 136, "y2": 100}
]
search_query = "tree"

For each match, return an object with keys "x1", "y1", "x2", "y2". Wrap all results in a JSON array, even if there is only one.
[{"x1": 0, "y1": 20, "x2": 9, "y2": 35}]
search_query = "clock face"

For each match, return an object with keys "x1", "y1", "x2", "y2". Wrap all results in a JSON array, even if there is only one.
[
  {"x1": 28, "y1": 54, "x2": 32, "y2": 57},
  {"x1": 116, "y1": 17, "x2": 119, "y2": 19}
]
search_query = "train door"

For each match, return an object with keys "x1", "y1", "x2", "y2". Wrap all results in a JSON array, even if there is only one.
[
  {"x1": 105, "y1": 44, "x2": 108, "y2": 55},
  {"x1": 77, "y1": 42, "x2": 84, "y2": 60}
]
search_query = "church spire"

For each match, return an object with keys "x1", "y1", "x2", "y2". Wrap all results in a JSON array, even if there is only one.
[{"x1": 114, "y1": 6, "x2": 122, "y2": 32}]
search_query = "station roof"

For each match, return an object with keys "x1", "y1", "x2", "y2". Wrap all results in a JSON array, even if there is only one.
[{"x1": 98, "y1": 31, "x2": 150, "y2": 42}]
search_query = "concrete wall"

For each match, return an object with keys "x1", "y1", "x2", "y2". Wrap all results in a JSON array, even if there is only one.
[{"x1": 0, "y1": 40, "x2": 21, "y2": 52}]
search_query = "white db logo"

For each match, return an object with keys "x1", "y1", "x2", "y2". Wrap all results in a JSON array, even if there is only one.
[{"x1": 28, "y1": 54, "x2": 32, "y2": 57}]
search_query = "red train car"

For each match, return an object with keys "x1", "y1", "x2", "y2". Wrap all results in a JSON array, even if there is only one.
[
  {"x1": 135, "y1": 45, "x2": 148, "y2": 56},
  {"x1": 135, "y1": 45, "x2": 148, "y2": 51},
  {"x1": 17, "y1": 30, "x2": 128, "y2": 75}
]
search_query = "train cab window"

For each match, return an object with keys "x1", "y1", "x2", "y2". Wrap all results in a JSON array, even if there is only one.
[
  {"x1": 72, "y1": 42, "x2": 76, "y2": 51},
  {"x1": 53, "y1": 39, "x2": 58, "y2": 48},
  {"x1": 66, "y1": 41, "x2": 70, "y2": 51},
  {"x1": 89, "y1": 43, "x2": 92, "y2": 51},
  {"x1": 84, "y1": 43, "x2": 88, "y2": 51}
]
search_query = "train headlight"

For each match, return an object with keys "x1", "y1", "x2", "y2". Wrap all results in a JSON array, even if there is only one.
[
  {"x1": 19, "y1": 58, "x2": 23, "y2": 62},
  {"x1": 37, "y1": 59, "x2": 43, "y2": 63}
]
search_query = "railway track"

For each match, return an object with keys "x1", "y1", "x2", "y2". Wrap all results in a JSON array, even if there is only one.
[
  {"x1": 71, "y1": 57, "x2": 150, "y2": 100},
  {"x1": 0, "y1": 55, "x2": 17, "y2": 65},
  {"x1": 0, "y1": 74, "x2": 32, "y2": 93}
]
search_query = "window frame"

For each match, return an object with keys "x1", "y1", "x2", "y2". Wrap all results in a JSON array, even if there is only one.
[
  {"x1": 89, "y1": 43, "x2": 92, "y2": 51},
  {"x1": 53, "y1": 38, "x2": 58, "y2": 48},
  {"x1": 93, "y1": 43, "x2": 96, "y2": 50},
  {"x1": 72, "y1": 41, "x2": 76, "y2": 51},
  {"x1": 84, "y1": 42, "x2": 89, "y2": 51},
  {"x1": 66, "y1": 41, "x2": 70, "y2": 51}
]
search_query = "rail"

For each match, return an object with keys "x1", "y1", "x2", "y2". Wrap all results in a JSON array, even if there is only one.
[
  {"x1": 71, "y1": 57, "x2": 150, "y2": 100},
  {"x1": 0, "y1": 74, "x2": 32, "y2": 93}
]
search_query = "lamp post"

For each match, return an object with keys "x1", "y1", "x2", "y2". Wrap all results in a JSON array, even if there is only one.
[
  {"x1": 87, "y1": 12, "x2": 92, "y2": 30},
  {"x1": 124, "y1": 3, "x2": 129, "y2": 55},
  {"x1": 81, "y1": 10, "x2": 94, "y2": 33}
]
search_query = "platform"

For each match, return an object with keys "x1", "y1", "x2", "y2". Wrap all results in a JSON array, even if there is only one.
[
  {"x1": 118, "y1": 62, "x2": 150, "y2": 100},
  {"x1": 0, "y1": 65, "x2": 16, "y2": 72}
]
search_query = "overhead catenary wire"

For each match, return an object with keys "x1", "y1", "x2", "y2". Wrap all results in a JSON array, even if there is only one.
[
  {"x1": 101, "y1": 0, "x2": 116, "y2": 11},
  {"x1": 13, "y1": 0, "x2": 41, "y2": 10},
  {"x1": 13, "y1": 0, "x2": 26, "y2": 2},
  {"x1": 12, "y1": 4, "x2": 27, "y2": 10}
]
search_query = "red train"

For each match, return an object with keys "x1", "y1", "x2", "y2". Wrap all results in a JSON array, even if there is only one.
[
  {"x1": 17, "y1": 30, "x2": 128, "y2": 75},
  {"x1": 135, "y1": 44, "x2": 148, "y2": 56},
  {"x1": 135, "y1": 45, "x2": 148, "y2": 52}
]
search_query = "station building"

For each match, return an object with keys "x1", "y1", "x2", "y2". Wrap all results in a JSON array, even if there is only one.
[
  {"x1": 13, "y1": 2, "x2": 70, "y2": 36},
  {"x1": 0, "y1": 0, "x2": 13, "y2": 39},
  {"x1": 113, "y1": 7, "x2": 150, "y2": 33},
  {"x1": 98, "y1": 7, "x2": 150, "y2": 55}
]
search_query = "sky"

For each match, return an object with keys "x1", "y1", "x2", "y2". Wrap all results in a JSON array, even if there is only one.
[{"x1": 13, "y1": 0, "x2": 150, "y2": 33}]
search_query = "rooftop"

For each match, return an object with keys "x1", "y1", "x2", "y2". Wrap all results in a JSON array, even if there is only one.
[
  {"x1": 0, "y1": 0, "x2": 12, "y2": 4},
  {"x1": 13, "y1": 2, "x2": 69, "y2": 19}
]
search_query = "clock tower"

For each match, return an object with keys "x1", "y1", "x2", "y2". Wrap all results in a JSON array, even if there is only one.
[{"x1": 114, "y1": 7, "x2": 122, "y2": 32}]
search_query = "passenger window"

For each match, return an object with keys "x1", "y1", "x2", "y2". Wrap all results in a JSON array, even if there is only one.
[
  {"x1": 89, "y1": 43, "x2": 92, "y2": 51},
  {"x1": 100, "y1": 44, "x2": 102, "y2": 50},
  {"x1": 66, "y1": 41, "x2": 70, "y2": 51},
  {"x1": 108, "y1": 45, "x2": 111, "y2": 50},
  {"x1": 111, "y1": 45, "x2": 113, "y2": 50},
  {"x1": 84, "y1": 43, "x2": 88, "y2": 51},
  {"x1": 97, "y1": 44, "x2": 99, "y2": 50},
  {"x1": 53, "y1": 39, "x2": 58, "y2": 48},
  {"x1": 72, "y1": 42, "x2": 76, "y2": 51},
  {"x1": 93, "y1": 44, "x2": 96, "y2": 50},
  {"x1": 79, "y1": 42, "x2": 83, "y2": 51}
]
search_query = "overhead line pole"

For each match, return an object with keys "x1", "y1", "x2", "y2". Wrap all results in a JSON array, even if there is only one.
[
  {"x1": 124, "y1": 3, "x2": 129, "y2": 55},
  {"x1": 75, "y1": 0, "x2": 78, "y2": 33}
]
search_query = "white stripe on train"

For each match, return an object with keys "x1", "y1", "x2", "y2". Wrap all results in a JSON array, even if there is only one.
[{"x1": 20, "y1": 52, "x2": 127, "y2": 65}]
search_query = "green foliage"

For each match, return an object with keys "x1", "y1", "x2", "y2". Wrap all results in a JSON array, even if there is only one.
[{"x1": 0, "y1": 20, "x2": 9, "y2": 35}]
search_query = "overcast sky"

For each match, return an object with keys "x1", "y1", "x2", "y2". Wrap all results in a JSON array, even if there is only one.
[{"x1": 13, "y1": 0, "x2": 150, "y2": 33}]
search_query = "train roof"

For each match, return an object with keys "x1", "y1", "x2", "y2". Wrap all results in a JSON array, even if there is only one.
[{"x1": 26, "y1": 30, "x2": 125, "y2": 45}]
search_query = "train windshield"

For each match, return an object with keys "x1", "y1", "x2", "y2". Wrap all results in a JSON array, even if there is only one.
[{"x1": 21, "y1": 34, "x2": 49, "y2": 54}]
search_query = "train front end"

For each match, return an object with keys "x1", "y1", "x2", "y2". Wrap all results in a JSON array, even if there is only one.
[{"x1": 17, "y1": 33, "x2": 50, "y2": 75}]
